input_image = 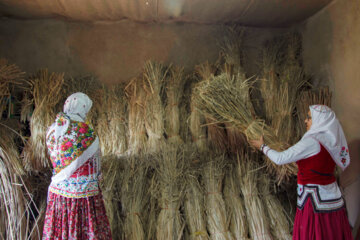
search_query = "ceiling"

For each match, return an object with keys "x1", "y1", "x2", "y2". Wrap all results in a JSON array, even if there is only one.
[{"x1": 0, "y1": 0, "x2": 332, "y2": 27}]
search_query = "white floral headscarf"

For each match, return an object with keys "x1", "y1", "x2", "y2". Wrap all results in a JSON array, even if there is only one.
[{"x1": 302, "y1": 105, "x2": 350, "y2": 170}]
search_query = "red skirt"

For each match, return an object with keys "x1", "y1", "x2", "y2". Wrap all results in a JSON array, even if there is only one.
[
  {"x1": 293, "y1": 198, "x2": 353, "y2": 240},
  {"x1": 42, "y1": 192, "x2": 112, "y2": 240}
]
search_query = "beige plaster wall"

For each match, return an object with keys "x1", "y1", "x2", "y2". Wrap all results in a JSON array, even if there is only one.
[
  {"x1": 0, "y1": 19, "x2": 285, "y2": 84},
  {"x1": 301, "y1": 0, "x2": 360, "y2": 228}
]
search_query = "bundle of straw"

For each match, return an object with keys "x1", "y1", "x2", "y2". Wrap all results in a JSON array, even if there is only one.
[
  {"x1": 193, "y1": 72, "x2": 296, "y2": 183},
  {"x1": 0, "y1": 58, "x2": 25, "y2": 120},
  {"x1": 184, "y1": 150, "x2": 210, "y2": 240},
  {"x1": 153, "y1": 145, "x2": 187, "y2": 240},
  {"x1": 260, "y1": 176, "x2": 292, "y2": 240},
  {"x1": 94, "y1": 85, "x2": 128, "y2": 157},
  {"x1": 20, "y1": 90, "x2": 33, "y2": 123},
  {"x1": 101, "y1": 155, "x2": 125, "y2": 239},
  {"x1": 165, "y1": 66, "x2": 186, "y2": 145},
  {"x1": 203, "y1": 155, "x2": 234, "y2": 240},
  {"x1": 120, "y1": 155, "x2": 150, "y2": 240},
  {"x1": 23, "y1": 69, "x2": 65, "y2": 171},
  {"x1": 225, "y1": 122, "x2": 247, "y2": 154},
  {"x1": 223, "y1": 165, "x2": 250, "y2": 240},
  {"x1": 126, "y1": 78, "x2": 147, "y2": 155},
  {"x1": 0, "y1": 125, "x2": 30, "y2": 240},
  {"x1": 237, "y1": 152, "x2": 272, "y2": 240},
  {"x1": 143, "y1": 61, "x2": 168, "y2": 153}
]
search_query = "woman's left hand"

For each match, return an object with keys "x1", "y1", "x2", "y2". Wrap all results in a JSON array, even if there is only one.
[{"x1": 249, "y1": 135, "x2": 264, "y2": 150}]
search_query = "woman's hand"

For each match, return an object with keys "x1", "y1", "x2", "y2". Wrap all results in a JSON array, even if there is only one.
[{"x1": 249, "y1": 135, "x2": 264, "y2": 150}]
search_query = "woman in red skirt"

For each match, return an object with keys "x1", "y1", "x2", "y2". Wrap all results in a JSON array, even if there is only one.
[
  {"x1": 42, "y1": 92, "x2": 112, "y2": 239},
  {"x1": 251, "y1": 105, "x2": 353, "y2": 240}
]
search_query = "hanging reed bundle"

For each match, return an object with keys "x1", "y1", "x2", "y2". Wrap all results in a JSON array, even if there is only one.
[
  {"x1": 203, "y1": 154, "x2": 234, "y2": 240},
  {"x1": 223, "y1": 166, "x2": 250, "y2": 240},
  {"x1": 153, "y1": 145, "x2": 187, "y2": 240},
  {"x1": 101, "y1": 155, "x2": 125, "y2": 239},
  {"x1": 0, "y1": 59, "x2": 25, "y2": 120},
  {"x1": 23, "y1": 69, "x2": 65, "y2": 171},
  {"x1": 193, "y1": 72, "x2": 296, "y2": 183},
  {"x1": 237, "y1": 152, "x2": 272, "y2": 240},
  {"x1": 126, "y1": 78, "x2": 147, "y2": 155},
  {"x1": 143, "y1": 61, "x2": 169, "y2": 153},
  {"x1": 0, "y1": 125, "x2": 30, "y2": 240},
  {"x1": 165, "y1": 66, "x2": 186, "y2": 145},
  {"x1": 184, "y1": 150, "x2": 210, "y2": 240},
  {"x1": 120, "y1": 154, "x2": 150, "y2": 240},
  {"x1": 260, "y1": 176, "x2": 292, "y2": 240}
]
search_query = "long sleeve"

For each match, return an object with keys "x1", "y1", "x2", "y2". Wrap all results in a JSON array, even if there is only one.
[{"x1": 262, "y1": 137, "x2": 320, "y2": 165}]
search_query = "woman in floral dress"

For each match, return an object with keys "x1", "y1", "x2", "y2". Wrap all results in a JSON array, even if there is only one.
[{"x1": 42, "y1": 92, "x2": 112, "y2": 240}]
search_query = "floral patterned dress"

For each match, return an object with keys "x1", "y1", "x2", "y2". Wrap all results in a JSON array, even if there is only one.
[{"x1": 42, "y1": 113, "x2": 112, "y2": 240}]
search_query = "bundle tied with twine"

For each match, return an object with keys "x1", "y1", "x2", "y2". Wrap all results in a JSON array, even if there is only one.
[
  {"x1": 125, "y1": 77, "x2": 147, "y2": 155},
  {"x1": 165, "y1": 66, "x2": 186, "y2": 145},
  {"x1": 260, "y1": 176, "x2": 292, "y2": 240},
  {"x1": 0, "y1": 58, "x2": 25, "y2": 119},
  {"x1": 94, "y1": 84, "x2": 127, "y2": 157},
  {"x1": 153, "y1": 145, "x2": 187, "y2": 240},
  {"x1": 101, "y1": 155, "x2": 125, "y2": 239},
  {"x1": 203, "y1": 154, "x2": 234, "y2": 240},
  {"x1": 23, "y1": 69, "x2": 65, "y2": 171},
  {"x1": 0, "y1": 125, "x2": 32, "y2": 240},
  {"x1": 223, "y1": 165, "x2": 250, "y2": 240},
  {"x1": 184, "y1": 150, "x2": 210, "y2": 240},
  {"x1": 237, "y1": 152, "x2": 272, "y2": 240},
  {"x1": 120, "y1": 155, "x2": 150, "y2": 240},
  {"x1": 143, "y1": 61, "x2": 169, "y2": 153},
  {"x1": 193, "y1": 72, "x2": 295, "y2": 184}
]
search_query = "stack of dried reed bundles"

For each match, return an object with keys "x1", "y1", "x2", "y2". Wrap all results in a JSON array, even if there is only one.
[
  {"x1": 165, "y1": 66, "x2": 186, "y2": 145},
  {"x1": 237, "y1": 152, "x2": 272, "y2": 240},
  {"x1": 23, "y1": 69, "x2": 65, "y2": 171},
  {"x1": 193, "y1": 72, "x2": 295, "y2": 183},
  {"x1": 101, "y1": 155, "x2": 125, "y2": 239},
  {"x1": 223, "y1": 165, "x2": 250, "y2": 240},
  {"x1": 184, "y1": 149, "x2": 210, "y2": 240},
  {"x1": 153, "y1": 145, "x2": 187, "y2": 240},
  {"x1": 143, "y1": 61, "x2": 168, "y2": 153},
  {"x1": 260, "y1": 176, "x2": 292, "y2": 240},
  {"x1": 126, "y1": 77, "x2": 147, "y2": 155},
  {"x1": 0, "y1": 126, "x2": 29, "y2": 240},
  {"x1": 119, "y1": 154, "x2": 150, "y2": 240},
  {"x1": 203, "y1": 154, "x2": 234, "y2": 240},
  {"x1": 0, "y1": 58, "x2": 25, "y2": 119}
]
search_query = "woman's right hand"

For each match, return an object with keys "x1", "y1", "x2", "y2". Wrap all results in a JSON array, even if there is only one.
[{"x1": 249, "y1": 135, "x2": 264, "y2": 150}]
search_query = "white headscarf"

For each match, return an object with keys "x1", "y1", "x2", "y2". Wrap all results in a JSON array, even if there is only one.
[
  {"x1": 46, "y1": 92, "x2": 92, "y2": 141},
  {"x1": 302, "y1": 105, "x2": 350, "y2": 170}
]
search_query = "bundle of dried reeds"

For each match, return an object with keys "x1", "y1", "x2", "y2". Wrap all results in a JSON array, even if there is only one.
[
  {"x1": 223, "y1": 165, "x2": 250, "y2": 240},
  {"x1": 126, "y1": 78, "x2": 147, "y2": 155},
  {"x1": 153, "y1": 145, "x2": 187, "y2": 240},
  {"x1": 225, "y1": 122, "x2": 247, "y2": 154},
  {"x1": 23, "y1": 69, "x2": 65, "y2": 171},
  {"x1": 193, "y1": 72, "x2": 296, "y2": 183},
  {"x1": 0, "y1": 125, "x2": 30, "y2": 240},
  {"x1": 143, "y1": 61, "x2": 168, "y2": 153},
  {"x1": 206, "y1": 117, "x2": 228, "y2": 153},
  {"x1": 260, "y1": 176, "x2": 292, "y2": 240},
  {"x1": 203, "y1": 155, "x2": 234, "y2": 240},
  {"x1": 120, "y1": 155, "x2": 150, "y2": 240},
  {"x1": 165, "y1": 66, "x2": 186, "y2": 145},
  {"x1": 101, "y1": 155, "x2": 125, "y2": 239},
  {"x1": 184, "y1": 150, "x2": 210, "y2": 240},
  {"x1": 0, "y1": 59, "x2": 25, "y2": 119},
  {"x1": 237, "y1": 152, "x2": 272, "y2": 240}
]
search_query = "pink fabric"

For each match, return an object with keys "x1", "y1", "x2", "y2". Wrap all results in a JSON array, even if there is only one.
[
  {"x1": 42, "y1": 192, "x2": 112, "y2": 240},
  {"x1": 293, "y1": 198, "x2": 353, "y2": 240}
]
